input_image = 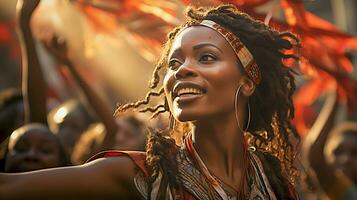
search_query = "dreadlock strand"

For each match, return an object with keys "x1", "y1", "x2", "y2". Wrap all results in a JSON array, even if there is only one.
[
  {"x1": 150, "y1": 63, "x2": 164, "y2": 89},
  {"x1": 150, "y1": 109, "x2": 167, "y2": 119},
  {"x1": 139, "y1": 104, "x2": 165, "y2": 113},
  {"x1": 114, "y1": 87, "x2": 165, "y2": 116}
]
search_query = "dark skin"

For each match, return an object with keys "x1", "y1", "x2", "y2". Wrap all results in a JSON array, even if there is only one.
[
  {"x1": 0, "y1": 1, "x2": 253, "y2": 199},
  {"x1": 5, "y1": 125, "x2": 62, "y2": 173},
  {"x1": 0, "y1": 1, "x2": 141, "y2": 199},
  {"x1": 164, "y1": 26, "x2": 254, "y2": 189},
  {"x1": 17, "y1": 0, "x2": 47, "y2": 125},
  {"x1": 43, "y1": 36, "x2": 119, "y2": 152},
  {"x1": 0, "y1": 156, "x2": 140, "y2": 200},
  {"x1": 16, "y1": 0, "x2": 119, "y2": 155}
]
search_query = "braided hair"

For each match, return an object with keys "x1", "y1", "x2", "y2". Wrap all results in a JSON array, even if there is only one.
[{"x1": 116, "y1": 4, "x2": 300, "y2": 199}]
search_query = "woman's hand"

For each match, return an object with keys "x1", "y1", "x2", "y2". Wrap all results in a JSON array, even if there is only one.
[
  {"x1": 42, "y1": 34, "x2": 119, "y2": 145},
  {"x1": 16, "y1": 0, "x2": 41, "y2": 26}
]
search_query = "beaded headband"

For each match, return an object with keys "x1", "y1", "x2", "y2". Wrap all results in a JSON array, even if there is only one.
[{"x1": 195, "y1": 20, "x2": 261, "y2": 85}]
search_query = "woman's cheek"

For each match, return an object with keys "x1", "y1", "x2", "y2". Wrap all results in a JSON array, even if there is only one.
[{"x1": 163, "y1": 71, "x2": 175, "y2": 94}]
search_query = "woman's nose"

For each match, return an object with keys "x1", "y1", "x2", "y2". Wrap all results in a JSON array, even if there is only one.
[{"x1": 174, "y1": 60, "x2": 197, "y2": 79}]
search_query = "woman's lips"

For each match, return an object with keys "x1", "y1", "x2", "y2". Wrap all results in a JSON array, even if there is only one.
[
  {"x1": 173, "y1": 82, "x2": 206, "y2": 96},
  {"x1": 171, "y1": 81, "x2": 206, "y2": 105},
  {"x1": 174, "y1": 93, "x2": 204, "y2": 104}
]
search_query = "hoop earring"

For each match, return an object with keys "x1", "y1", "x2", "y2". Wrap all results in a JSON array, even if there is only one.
[
  {"x1": 169, "y1": 113, "x2": 176, "y2": 131},
  {"x1": 165, "y1": 98, "x2": 176, "y2": 131},
  {"x1": 234, "y1": 85, "x2": 251, "y2": 133}
]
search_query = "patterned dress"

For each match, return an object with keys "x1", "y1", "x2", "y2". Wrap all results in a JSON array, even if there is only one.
[{"x1": 89, "y1": 137, "x2": 292, "y2": 200}]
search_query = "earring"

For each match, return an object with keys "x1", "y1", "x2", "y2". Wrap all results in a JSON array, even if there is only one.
[
  {"x1": 165, "y1": 98, "x2": 176, "y2": 131},
  {"x1": 169, "y1": 113, "x2": 176, "y2": 131},
  {"x1": 234, "y1": 85, "x2": 251, "y2": 133}
]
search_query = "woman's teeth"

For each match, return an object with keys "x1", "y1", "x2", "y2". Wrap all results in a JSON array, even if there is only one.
[{"x1": 177, "y1": 88, "x2": 203, "y2": 96}]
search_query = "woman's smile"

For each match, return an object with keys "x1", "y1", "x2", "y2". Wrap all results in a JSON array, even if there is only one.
[
  {"x1": 173, "y1": 81, "x2": 206, "y2": 104},
  {"x1": 163, "y1": 26, "x2": 241, "y2": 121}
]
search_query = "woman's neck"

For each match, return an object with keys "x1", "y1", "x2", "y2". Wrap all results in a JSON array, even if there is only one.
[{"x1": 191, "y1": 112, "x2": 245, "y2": 184}]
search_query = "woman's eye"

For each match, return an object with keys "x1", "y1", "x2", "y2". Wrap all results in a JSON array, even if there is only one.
[
  {"x1": 168, "y1": 59, "x2": 182, "y2": 69},
  {"x1": 199, "y1": 54, "x2": 216, "y2": 62}
]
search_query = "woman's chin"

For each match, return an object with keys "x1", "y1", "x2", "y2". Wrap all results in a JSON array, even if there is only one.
[{"x1": 174, "y1": 112, "x2": 201, "y2": 123}]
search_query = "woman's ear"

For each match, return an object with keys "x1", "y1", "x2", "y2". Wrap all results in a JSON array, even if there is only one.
[{"x1": 239, "y1": 76, "x2": 255, "y2": 96}]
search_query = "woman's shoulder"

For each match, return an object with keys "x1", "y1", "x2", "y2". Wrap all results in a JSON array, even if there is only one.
[{"x1": 87, "y1": 150, "x2": 148, "y2": 175}]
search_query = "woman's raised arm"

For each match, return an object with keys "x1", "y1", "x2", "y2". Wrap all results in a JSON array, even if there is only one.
[
  {"x1": 0, "y1": 155, "x2": 139, "y2": 200},
  {"x1": 17, "y1": 0, "x2": 47, "y2": 125},
  {"x1": 43, "y1": 37, "x2": 119, "y2": 150}
]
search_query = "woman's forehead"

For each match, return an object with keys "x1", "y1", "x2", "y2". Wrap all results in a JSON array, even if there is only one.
[{"x1": 169, "y1": 26, "x2": 230, "y2": 56}]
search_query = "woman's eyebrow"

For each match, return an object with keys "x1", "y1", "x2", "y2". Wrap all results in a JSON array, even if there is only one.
[
  {"x1": 193, "y1": 43, "x2": 223, "y2": 53},
  {"x1": 168, "y1": 48, "x2": 183, "y2": 60}
]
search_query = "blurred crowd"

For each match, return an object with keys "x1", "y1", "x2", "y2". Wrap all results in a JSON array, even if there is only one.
[
  {"x1": 0, "y1": 1, "x2": 155, "y2": 171},
  {"x1": 0, "y1": 0, "x2": 356, "y2": 200}
]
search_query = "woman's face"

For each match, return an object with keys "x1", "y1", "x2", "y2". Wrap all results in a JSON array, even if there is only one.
[
  {"x1": 163, "y1": 26, "x2": 242, "y2": 122},
  {"x1": 5, "y1": 128, "x2": 62, "y2": 173}
]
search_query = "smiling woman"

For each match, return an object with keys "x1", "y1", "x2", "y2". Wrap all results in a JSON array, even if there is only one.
[
  {"x1": 164, "y1": 25, "x2": 246, "y2": 122},
  {"x1": 0, "y1": 2, "x2": 300, "y2": 200},
  {"x1": 114, "y1": 4, "x2": 300, "y2": 200}
]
